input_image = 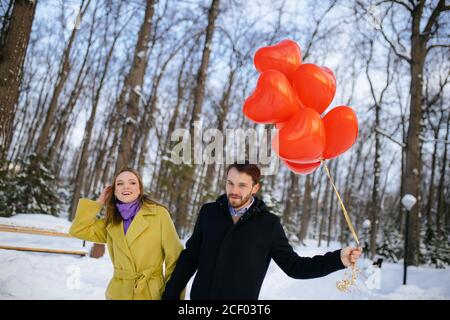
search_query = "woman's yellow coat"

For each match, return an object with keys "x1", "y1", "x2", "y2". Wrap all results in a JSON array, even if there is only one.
[{"x1": 69, "y1": 199, "x2": 183, "y2": 300}]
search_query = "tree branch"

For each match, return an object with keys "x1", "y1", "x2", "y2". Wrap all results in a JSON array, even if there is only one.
[
  {"x1": 375, "y1": 0, "x2": 413, "y2": 12},
  {"x1": 378, "y1": 23, "x2": 412, "y2": 63},
  {"x1": 419, "y1": 135, "x2": 450, "y2": 144},
  {"x1": 427, "y1": 44, "x2": 450, "y2": 53},
  {"x1": 375, "y1": 127, "x2": 406, "y2": 148},
  {"x1": 426, "y1": 69, "x2": 450, "y2": 108},
  {"x1": 369, "y1": 3, "x2": 412, "y2": 63},
  {"x1": 422, "y1": 0, "x2": 447, "y2": 38}
]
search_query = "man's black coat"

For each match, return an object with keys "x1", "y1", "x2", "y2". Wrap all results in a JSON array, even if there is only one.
[{"x1": 163, "y1": 194, "x2": 346, "y2": 300}]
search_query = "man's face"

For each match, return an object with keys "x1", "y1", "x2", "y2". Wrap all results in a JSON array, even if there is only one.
[{"x1": 226, "y1": 168, "x2": 260, "y2": 209}]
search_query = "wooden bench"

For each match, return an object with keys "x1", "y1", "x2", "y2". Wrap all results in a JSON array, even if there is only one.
[{"x1": 0, "y1": 223, "x2": 88, "y2": 257}]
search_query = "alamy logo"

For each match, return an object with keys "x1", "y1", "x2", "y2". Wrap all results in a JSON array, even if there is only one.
[
  {"x1": 169, "y1": 121, "x2": 280, "y2": 175},
  {"x1": 364, "y1": 265, "x2": 381, "y2": 290}
]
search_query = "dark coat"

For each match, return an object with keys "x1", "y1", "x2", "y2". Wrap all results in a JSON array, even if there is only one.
[{"x1": 163, "y1": 194, "x2": 345, "y2": 300}]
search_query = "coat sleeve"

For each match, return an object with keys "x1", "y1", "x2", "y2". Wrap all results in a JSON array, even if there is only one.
[
  {"x1": 161, "y1": 205, "x2": 204, "y2": 300},
  {"x1": 160, "y1": 207, "x2": 185, "y2": 298},
  {"x1": 69, "y1": 198, "x2": 107, "y2": 244},
  {"x1": 270, "y1": 217, "x2": 345, "y2": 279}
]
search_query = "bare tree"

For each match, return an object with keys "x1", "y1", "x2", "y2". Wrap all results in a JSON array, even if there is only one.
[
  {"x1": 32, "y1": 0, "x2": 90, "y2": 165},
  {"x1": 114, "y1": 0, "x2": 156, "y2": 171},
  {"x1": 174, "y1": 0, "x2": 221, "y2": 236},
  {"x1": 361, "y1": 36, "x2": 395, "y2": 257},
  {"x1": 423, "y1": 66, "x2": 450, "y2": 239},
  {"x1": 69, "y1": 3, "x2": 122, "y2": 220},
  {"x1": 435, "y1": 105, "x2": 449, "y2": 237},
  {"x1": 357, "y1": 0, "x2": 449, "y2": 265}
]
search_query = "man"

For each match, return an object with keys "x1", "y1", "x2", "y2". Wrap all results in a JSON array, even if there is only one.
[{"x1": 163, "y1": 162, "x2": 362, "y2": 300}]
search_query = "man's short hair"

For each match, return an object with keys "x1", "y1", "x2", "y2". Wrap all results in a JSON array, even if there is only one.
[{"x1": 226, "y1": 161, "x2": 261, "y2": 185}]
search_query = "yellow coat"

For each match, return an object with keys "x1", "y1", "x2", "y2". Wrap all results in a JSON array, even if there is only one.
[{"x1": 69, "y1": 198, "x2": 184, "y2": 300}]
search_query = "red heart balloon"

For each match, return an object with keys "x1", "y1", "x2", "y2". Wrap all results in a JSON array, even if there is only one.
[
  {"x1": 292, "y1": 63, "x2": 336, "y2": 115},
  {"x1": 322, "y1": 106, "x2": 358, "y2": 159},
  {"x1": 243, "y1": 70, "x2": 301, "y2": 124},
  {"x1": 283, "y1": 159, "x2": 321, "y2": 175},
  {"x1": 274, "y1": 99, "x2": 306, "y2": 130},
  {"x1": 254, "y1": 39, "x2": 302, "y2": 83},
  {"x1": 272, "y1": 108, "x2": 325, "y2": 163}
]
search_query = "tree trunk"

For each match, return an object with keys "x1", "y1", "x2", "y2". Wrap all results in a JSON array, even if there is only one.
[
  {"x1": 312, "y1": 174, "x2": 324, "y2": 241},
  {"x1": 48, "y1": 21, "x2": 94, "y2": 165},
  {"x1": 0, "y1": 0, "x2": 14, "y2": 48},
  {"x1": 318, "y1": 173, "x2": 331, "y2": 247},
  {"x1": 341, "y1": 150, "x2": 358, "y2": 245},
  {"x1": 436, "y1": 110, "x2": 449, "y2": 236},
  {"x1": 298, "y1": 174, "x2": 313, "y2": 244},
  {"x1": 283, "y1": 172, "x2": 299, "y2": 227},
  {"x1": 174, "y1": 0, "x2": 221, "y2": 235},
  {"x1": 370, "y1": 104, "x2": 381, "y2": 258},
  {"x1": 327, "y1": 159, "x2": 338, "y2": 247},
  {"x1": 115, "y1": 0, "x2": 156, "y2": 171},
  {"x1": 0, "y1": 0, "x2": 37, "y2": 160},
  {"x1": 21, "y1": 86, "x2": 47, "y2": 158},
  {"x1": 136, "y1": 41, "x2": 183, "y2": 173},
  {"x1": 89, "y1": 111, "x2": 115, "y2": 194},
  {"x1": 69, "y1": 11, "x2": 118, "y2": 221},
  {"x1": 403, "y1": 5, "x2": 427, "y2": 266},
  {"x1": 153, "y1": 44, "x2": 195, "y2": 198},
  {"x1": 424, "y1": 128, "x2": 439, "y2": 238},
  {"x1": 198, "y1": 66, "x2": 236, "y2": 207}
]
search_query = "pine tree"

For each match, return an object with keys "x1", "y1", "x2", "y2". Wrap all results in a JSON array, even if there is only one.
[
  {"x1": 0, "y1": 154, "x2": 60, "y2": 216},
  {"x1": 0, "y1": 163, "x2": 15, "y2": 217},
  {"x1": 376, "y1": 223, "x2": 403, "y2": 263},
  {"x1": 423, "y1": 227, "x2": 450, "y2": 268}
]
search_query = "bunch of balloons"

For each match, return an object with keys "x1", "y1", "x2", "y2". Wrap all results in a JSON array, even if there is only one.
[{"x1": 243, "y1": 39, "x2": 358, "y2": 174}]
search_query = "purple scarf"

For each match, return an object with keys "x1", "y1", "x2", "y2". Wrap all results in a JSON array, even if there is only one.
[{"x1": 116, "y1": 198, "x2": 141, "y2": 234}]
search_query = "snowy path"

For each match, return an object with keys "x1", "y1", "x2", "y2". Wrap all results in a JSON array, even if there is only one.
[{"x1": 0, "y1": 214, "x2": 449, "y2": 300}]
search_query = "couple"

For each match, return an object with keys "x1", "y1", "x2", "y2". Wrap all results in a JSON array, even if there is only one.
[{"x1": 69, "y1": 162, "x2": 362, "y2": 300}]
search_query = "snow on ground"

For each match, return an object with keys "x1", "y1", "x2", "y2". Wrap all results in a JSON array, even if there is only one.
[{"x1": 0, "y1": 214, "x2": 449, "y2": 300}]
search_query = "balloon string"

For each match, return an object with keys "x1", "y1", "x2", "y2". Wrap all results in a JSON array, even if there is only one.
[{"x1": 320, "y1": 159, "x2": 360, "y2": 246}]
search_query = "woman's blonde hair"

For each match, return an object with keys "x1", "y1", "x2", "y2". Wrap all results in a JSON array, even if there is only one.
[{"x1": 104, "y1": 167, "x2": 167, "y2": 226}]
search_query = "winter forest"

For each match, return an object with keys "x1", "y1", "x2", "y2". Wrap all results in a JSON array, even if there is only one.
[{"x1": 0, "y1": 0, "x2": 449, "y2": 280}]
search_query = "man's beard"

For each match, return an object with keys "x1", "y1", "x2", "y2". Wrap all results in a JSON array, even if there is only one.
[{"x1": 227, "y1": 191, "x2": 253, "y2": 209}]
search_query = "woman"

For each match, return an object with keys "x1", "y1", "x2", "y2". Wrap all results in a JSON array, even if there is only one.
[{"x1": 69, "y1": 167, "x2": 184, "y2": 300}]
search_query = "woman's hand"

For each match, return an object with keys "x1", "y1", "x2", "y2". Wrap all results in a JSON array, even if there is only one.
[
  {"x1": 96, "y1": 185, "x2": 112, "y2": 205},
  {"x1": 340, "y1": 247, "x2": 362, "y2": 267}
]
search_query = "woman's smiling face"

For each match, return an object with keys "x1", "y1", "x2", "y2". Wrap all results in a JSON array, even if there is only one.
[{"x1": 114, "y1": 171, "x2": 140, "y2": 203}]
